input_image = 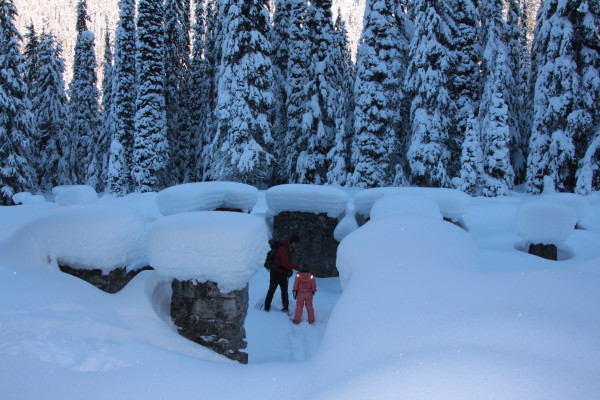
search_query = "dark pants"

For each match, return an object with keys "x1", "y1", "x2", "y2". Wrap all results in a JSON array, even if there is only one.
[{"x1": 264, "y1": 269, "x2": 289, "y2": 310}]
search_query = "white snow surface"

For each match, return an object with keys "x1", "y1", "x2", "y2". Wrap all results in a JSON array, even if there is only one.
[
  {"x1": 266, "y1": 184, "x2": 348, "y2": 217},
  {"x1": 516, "y1": 201, "x2": 577, "y2": 244},
  {"x1": 1, "y1": 188, "x2": 600, "y2": 400},
  {"x1": 147, "y1": 211, "x2": 269, "y2": 292},
  {"x1": 369, "y1": 193, "x2": 443, "y2": 220},
  {"x1": 53, "y1": 185, "x2": 99, "y2": 206},
  {"x1": 156, "y1": 182, "x2": 259, "y2": 216},
  {"x1": 4, "y1": 204, "x2": 146, "y2": 272},
  {"x1": 354, "y1": 186, "x2": 470, "y2": 221}
]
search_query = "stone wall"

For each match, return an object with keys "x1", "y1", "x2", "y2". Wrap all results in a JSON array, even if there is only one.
[
  {"x1": 59, "y1": 265, "x2": 153, "y2": 294},
  {"x1": 528, "y1": 243, "x2": 558, "y2": 261},
  {"x1": 272, "y1": 211, "x2": 340, "y2": 277},
  {"x1": 170, "y1": 279, "x2": 249, "y2": 364}
]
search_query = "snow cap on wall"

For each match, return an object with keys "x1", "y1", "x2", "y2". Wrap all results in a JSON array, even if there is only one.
[
  {"x1": 370, "y1": 193, "x2": 443, "y2": 220},
  {"x1": 516, "y1": 201, "x2": 576, "y2": 244},
  {"x1": 147, "y1": 211, "x2": 269, "y2": 293},
  {"x1": 266, "y1": 184, "x2": 348, "y2": 218},
  {"x1": 10, "y1": 204, "x2": 146, "y2": 272},
  {"x1": 53, "y1": 185, "x2": 99, "y2": 206},
  {"x1": 354, "y1": 187, "x2": 470, "y2": 222},
  {"x1": 156, "y1": 182, "x2": 259, "y2": 216}
]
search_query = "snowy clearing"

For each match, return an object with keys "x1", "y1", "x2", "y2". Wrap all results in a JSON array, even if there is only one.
[{"x1": 1, "y1": 187, "x2": 599, "y2": 400}]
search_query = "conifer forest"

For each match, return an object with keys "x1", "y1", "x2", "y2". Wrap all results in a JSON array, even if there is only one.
[{"x1": 1, "y1": 0, "x2": 599, "y2": 205}]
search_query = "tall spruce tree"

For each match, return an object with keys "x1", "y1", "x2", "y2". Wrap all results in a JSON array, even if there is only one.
[
  {"x1": 0, "y1": 0, "x2": 37, "y2": 204},
  {"x1": 458, "y1": 114, "x2": 483, "y2": 195},
  {"x1": 211, "y1": 0, "x2": 275, "y2": 185},
  {"x1": 505, "y1": 0, "x2": 529, "y2": 183},
  {"x1": 348, "y1": 0, "x2": 403, "y2": 188},
  {"x1": 68, "y1": 0, "x2": 101, "y2": 188},
  {"x1": 96, "y1": 27, "x2": 113, "y2": 193},
  {"x1": 164, "y1": 0, "x2": 193, "y2": 184},
  {"x1": 326, "y1": 11, "x2": 354, "y2": 186},
  {"x1": 270, "y1": 0, "x2": 293, "y2": 184},
  {"x1": 100, "y1": 27, "x2": 115, "y2": 192},
  {"x1": 404, "y1": 0, "x2": 454, "y2": 187},
  {"x1": 31, "y1": 32, "x2": 69, "y2": 191},
  {"x1": 22, "y1": 23, "x2": 39, "y2": 98},
  {"x1": 294, "y1": 0, "x2": 337, "y2": 184},
  {"x1": 189, "y1": 0, "x2": 210, "y2": 181},
  {"x1": 478, "y1": 0, "x2": 515, "y2": 196},
  {"x1": 527, "y1": 0, "x2": 599, "y2": 193},
  {"x1": 107, "y1": 0, "x2": 136, "y2": 195},
  {"x1": 283, "y1": 0, "x2": 310, "y2": 183},
  {"x1": 132, "y1": 0, "x2": 170, "y2": 192},
  {"x1": 200, "y1": 0, "x2": 228, "y2": 181},
  {"x1": 575, "y1": 0, "x2": 600, "y2": 193},
  {"x1": 447, "y1": 0, "x2": 480, "y2": 182}
]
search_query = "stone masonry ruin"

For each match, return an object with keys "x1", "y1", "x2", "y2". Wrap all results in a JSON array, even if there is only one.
[
  {"x1": 266, "y1": 184, "x2": 349, "y2": 278},
  {"x1": 59, "y1": 265, "x2": 153, "y2": 293},
  {"x1": 171, "y1": 279, "x2": 249, "y2": 364},
  {"x1": 272, "y1": 211, "x2": 340, "y2": 277}
]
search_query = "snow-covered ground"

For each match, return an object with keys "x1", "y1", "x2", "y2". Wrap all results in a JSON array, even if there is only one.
[{"x1": 1, "y1": 186, "x2": 600, "y2": 399}]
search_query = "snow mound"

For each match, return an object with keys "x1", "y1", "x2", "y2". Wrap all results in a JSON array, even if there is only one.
[
  {"x1": 266, "y1": 184, "x2": 348, "y2": 217},
  {"x1": 516, "y1": 201, "x2": 576, "y2": 244},
  {"x1": 354, "y1": 187, "x2": 470, "y2": 221},
  {"x1": 333, "y1": 211, "x2": 359, "y2": 241},
  {"x1": 11, "y1": 204, "x2": 146, "y2": 272},
  {"x1": 156, "y1": 182, "x2": 259, "y2": 216},
  {"x1": 370, "y1": 193, "x2": 442, "y2": 220},
  {"x1": 147, "y1": 211, "x2": 269, "y2": 293},
  {"x1": 12, "y1": 192, "x2": 45, "y2": 205},
  {"x1": 53, "y1": 185, "x2": 98, "y2": 206},
  {"x1": 540, "y1": 192, "x2": 590, "y2": 223},
  {"x1": 336, "y1": 215, "x2": 478, "y2": 289}
]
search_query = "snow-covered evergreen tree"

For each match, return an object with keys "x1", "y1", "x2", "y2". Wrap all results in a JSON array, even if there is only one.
[
  {"x1": 527, "y1": 0, "x2": 599, "y2": 194},
  {"x1": 282, "y1": 0, "x2": 310, "y2": 183},
  {"x1": 326, "y1": 11, "x2": 354, "y2": 186},
  {"x1": 348, "y1": 0, "x2": 403, "y2": 188},
  {"x1": 458, "y1": 114, "x2": 482, "y2": 195},
  {"x1": 403, "y1": 0, "x2": 454, "y2": 188},
  {"x1": 478, "y1": 0, "x2": 515, "y2": 196},
  {"x1": 31, "y1": 32, "x2": 70, "y2": 191},
  {"x1": 164, "y1": 0, "x2": 193, "y2": 184},
  {"x1": 211, "y1": 0, "x2": 275, "y2": 186},
  {"x1": 106, "y1": 0, "x2": 136, "y2": 195},
  {"x1": 189, "y1": 0, "x2": 210, "y2": 181},
  {"x1": 505, "y1": 0, "x2": 530, "y2": 183},
  {"x1": 68, "y1": 0, "x2": 101, "y2": 188},
  {"x1": 22, "y1": 23, "x2": 39, "y2": 98},
  {"x1": 447, "y1": 0, "x2": 480, "y2": 181},
  {"x1": 0, "y1": 0, "x2": 37, "y2": 204},
  {"x1": 96, "y1": 27, "x2": 113, "y2": 193},
  {"x1": 294, "y1": 0, "x2": 337, "y2": 184},
  {"x1": 200, "y1": 0, "x2": 228, "y2": 181},
  {"x1": 132, "y1": 0, "x2": 170, "y2": 192},
  {"x1": 270, "y1": 0, "x2": 293, "y2": 184}
]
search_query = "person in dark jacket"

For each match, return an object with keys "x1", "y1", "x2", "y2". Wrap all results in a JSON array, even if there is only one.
[{"x1": 264, "y1": 235, "x2": 300, "y2": 312}]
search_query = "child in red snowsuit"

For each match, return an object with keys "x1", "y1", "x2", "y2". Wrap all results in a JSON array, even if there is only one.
[{"x1": 292, "y1": 266, "x2": 317, "y2": 324}]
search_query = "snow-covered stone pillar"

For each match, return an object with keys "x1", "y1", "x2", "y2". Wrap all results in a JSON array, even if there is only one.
[
  {"x1": 353, "y1": 187, "x2": 470, "y2": 229},
  {"x1": 18, "y1": 202, "x2": 148, "y2": 293},
  {"x1": 147, "y1": 211, "x2": 269, "y2": 364},
  {"x1": 516, "y1": 201, "x2": 577, "y2": 261},
  {"x1": 266, "y1": 185, "x2": 348, "y2": 278}
]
